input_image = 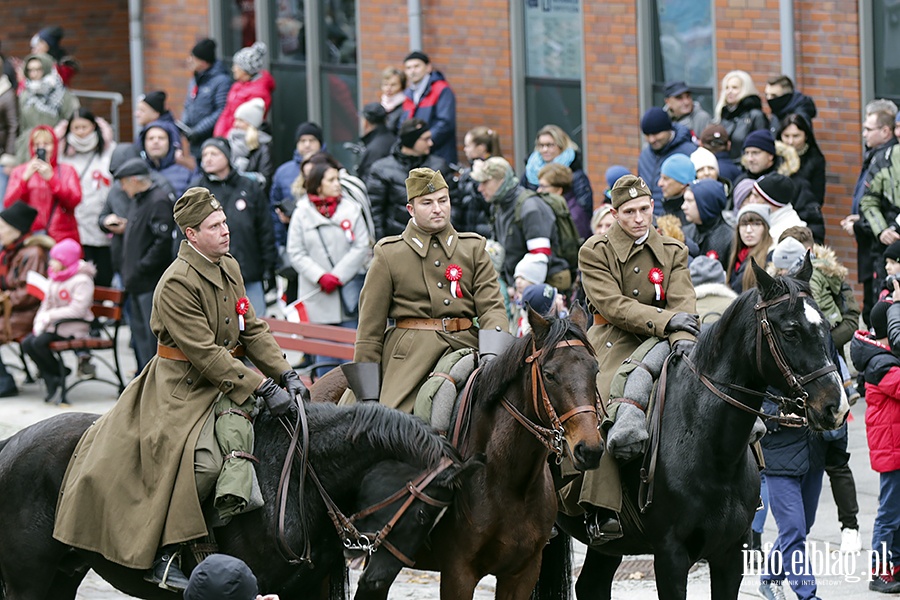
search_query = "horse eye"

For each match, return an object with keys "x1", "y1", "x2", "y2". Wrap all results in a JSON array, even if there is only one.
[
  {"x1": 782, "y1": 329, "x2": 800, "y2": 342},
  {"x1": 544, "y1": 370, "x2": 558, "y2": 382}
]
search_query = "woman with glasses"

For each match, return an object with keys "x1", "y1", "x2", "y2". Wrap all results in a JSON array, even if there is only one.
[
  {"x1": 727, "y1": 203, "x2": 773, "y2": 294},
  {"x1": 523, "y1": 124, "x2": 594, "y2": 219}
]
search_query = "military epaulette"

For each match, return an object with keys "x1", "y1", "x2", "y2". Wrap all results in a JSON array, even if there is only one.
[
  {"x1": 457, "y1": 231, "x2": 485, "y2": 242},
  {"x1": 376, "y1": 235, "x2": 404, "y2": 247},
  {"x1": 659, "y1": 235, "x2": 687, "y2": 249}
]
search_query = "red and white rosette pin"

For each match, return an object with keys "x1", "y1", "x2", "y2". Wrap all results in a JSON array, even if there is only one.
[
  {"x1": 706, "y1": 250, "x2": 719, "y2": 261},
  {"x1": 236, "y1": 296, "x2": 250, "y2": 331},
  {"x1": 445, "y1": 264, "x2": 464, "y2": 298},
  {"x1": 648, "y1": 268, "x2": 665, "y2": 301},
  {"x1": 340, "y1": 219, "x2": 355, "y2": 243}
]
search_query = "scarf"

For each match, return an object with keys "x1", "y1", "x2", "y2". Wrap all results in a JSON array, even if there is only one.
[
  {"x1": 228, "y1": 129, "x2": 251, "y2": 172},
  {"x1": 381, "y1": 92, "x2": 406, "y2": 113},
  {"x1": 524, "y1": 147, "x2": 576, "y2": 185},
  {"x1": 49, "y1": 259, "x2": 82, "y2": 282},
  {"x1": 309, "y1": 194, "x2": 340, "y2": 218},
  {"x1": 23, "y1": 71, "x2": 67, "y2": 117},
  {"x1": 66, "y1": 132, "x2": 99, "y2": 154},
  {"x1": 733, "y1": 246, "x2": 750, "y2": 272},
  {"x1": 492, "y1": 171, "x2": 520, "y2": 207}
]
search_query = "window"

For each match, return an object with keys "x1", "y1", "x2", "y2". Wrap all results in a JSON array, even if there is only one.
[
  {"x1": 872, "y1": 0, "x2": 900, "y2": 103},
  {"x1": 648, "y1": 0, "x2": 714, "y2": 114},
  {"x1": 268, "y1": 0, "x2": 309, "y2": 164},
  {"x1": 221, "y1": 1, "x2": 258, "y2": 58},
  {"x1": 318, "y1": 0, "x2": 359, "y2": 169},
  {"x1": 522, "y1": 0, "x2": 584, "y2": 149}
]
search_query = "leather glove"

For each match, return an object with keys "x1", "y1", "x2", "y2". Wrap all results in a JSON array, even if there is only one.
[
  {"x1": 280, "y1": 369, "x2": 310, "y2": 403},
  {"x1": 664, "y1": 312, "x2": 700, "y2": 337},
  {"x1": 256, "y1": 377, "x2": 294, "y2": 417},
  {"x1": 318, "y1": 273, "x2": 342, "y2": 294},
  {"x1": 607, "y1": 403, "x2": 648, "y2": 462},
  {"x1": 671, "y1": 339, "x2": 696, "y2": 357}
]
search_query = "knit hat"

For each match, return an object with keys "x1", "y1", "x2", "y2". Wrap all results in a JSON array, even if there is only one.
[
  {"x1": 470, "y1": 156, "x2": 513, "y2": 182},
  {"x1": 690, "y1": 147, "x2": 719, "y2": 175},
  {"x1": 736, "y1": 203, "x2": 771, "y2": 227},
  {"x1": 36, "y1": 26, "x2": 64, "y2": 51},
  {"x1": 753, "y1": 173, "x2": 795, "y2": 208},
  {"x1": 733, "y1": 178, "x2": 756, "y2": 212},
  {"x1": 362, "y1": 102, "x2": 387, "y2": 125},
  {"x1": 183, "y1": 554, "x2": 258, "y2": 600},
  {"x1": 610, "y1": 174, "x2": 652, "y2": 209},
  {"x1": 233, "y1": 97, "x2": 265, "y2": 129},
  {"x1": 700, "y1": 124, "x2": 729, "y2": 148},
  {"x1": 405, "y1": 167, "x2": 448, "y2": 201},
  {"x1": 174, "y1": 187, "x2": 223, "y2": 233},
  {"x1": 689, "y1": 255, "x2": 727, "y2": 286},
  {"x1": 521, "y1": 283, "x2": 557, "y2": 316},
  {"x1": 50, "y1": 238, "x2": 82, "y2": 268},
  {"x1": 743, "y1": 129, "x2": 776, "y2": 156},
  {"x1": 664, "y1": 81, "x2": 690, "y2": 98},
  {"x1": 112, "y1": 157, "x2": 150, "y2": 179},
  {"x1": 139, "y1": 91, "x2": 167, "y2": 115},
  {"x1": 772, "y1": 237, "x2": 807, "y2": 271},
  {"x1": 884, "y1": 240, "x2": 900, "y2": 262},
  {"x1": 404, "y1": 50, "x2": 430, "y2": 64},
  {"x1": 514, "y1": 254, "x2": 549, "y2": 285},
  {"x1": 294, "y1": 121, "x2": 324, "y2": 145},
  {"x1": 0, "y1": 201, "x2": 38, "y2": 235},
  {"x1": 191, "y1": 38, "x2": 217, "y2": 64},
  {"x1": 201, "y1": 137, "x2": 232, "y2": 164},
  {"x1": 604, "y1": 165, "x2": 631, "y2": 199},
  {"x1": 399, "y1": 118, "x2": 430, "y2": 149},
  {"x1": 871, "y1": 301, "x2": 891, "y2": 339},
  {"x1": 233, "y1": 42, "x2": 267, "y2": 76},
  {"x1": 660, "y1": 154, "x2": 695, "y2": 185},
  {"x1": 640, "y1": 107, "x2": 672, "y2": 135},
  {"x1": 689, "y1": 179, "x2": 727, "y2": 224}
]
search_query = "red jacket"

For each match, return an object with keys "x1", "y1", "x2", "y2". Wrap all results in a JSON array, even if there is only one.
[
  {"x1": 3, "y1": 125, "x2": 81, "y2": 243},
  {"x1": 866, "y1": 364, "x2": 900, "y2": 473},
  {"x1": 212, "y1": 70, "x2": 275, "y2": 138}
]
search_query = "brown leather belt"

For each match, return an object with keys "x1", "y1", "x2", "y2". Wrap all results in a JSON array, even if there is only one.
[
  {"x1": 157, "y1": 343, "x2": 245, "y2": 362},
  {"x1": 394, "y1": 317, "x2": 473, "y2": 333},
  {"x1": 593, "y1": 314, "x2": 609, "y2": 326}
]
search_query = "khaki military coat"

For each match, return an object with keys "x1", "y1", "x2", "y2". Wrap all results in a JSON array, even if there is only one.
[
  {"x1": 53, "y1": 240, "x2": 291, "y2": 569},
  {"x1": 354, "y1": 220, "x2": 507, "y2": 412}
]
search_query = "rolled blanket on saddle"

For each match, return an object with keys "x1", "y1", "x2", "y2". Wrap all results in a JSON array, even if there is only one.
[
  {"x1": 414, "y1": 348, "x2": 476, "y2": 433},
  {"x1": 213, "y1": 394, "x2": 264, "y2": 521}
]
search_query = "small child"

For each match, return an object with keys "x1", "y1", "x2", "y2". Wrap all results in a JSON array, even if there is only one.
[
  {"x1": 21, "y1": 238, "x2": 95, "y2": 403},
  {"x1": 879, "y1": 240, "x2": 900, "y2": 303}
]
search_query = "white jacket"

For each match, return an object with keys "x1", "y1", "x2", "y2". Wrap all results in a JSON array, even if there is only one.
[{"x1": 59, "y1": 143, "x2": 116, "y2": 247}]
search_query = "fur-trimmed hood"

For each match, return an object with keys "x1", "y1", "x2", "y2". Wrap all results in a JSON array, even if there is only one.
[
  {"x1": 694, "y1": 281, "x2": 738, "y2": 301},
  {"x1": 811, "y1": 244, "x2": 848, "y2": 280}
]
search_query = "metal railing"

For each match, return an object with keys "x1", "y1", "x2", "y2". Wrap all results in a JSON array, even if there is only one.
[{"x1": 71, "y1": 90, "x2": 125, "y2": 140}]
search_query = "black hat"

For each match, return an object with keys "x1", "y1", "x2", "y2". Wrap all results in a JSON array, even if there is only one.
[
  {"x1": 201, "y1": 137, "x2": 232, "y2": 164},
  {"x1": 743, "y1": 129, "x2": 776, "y2": 156},
  {"x1": 294, "y1": 121, "x2": 323, "y2": 145},
  {"x1": 404, "y1": 50, "x2": 430, "y2": 64},
  {"x1": 362, "y1": 102, "x2": 387, "y2": 125},
  {"x1": 664, "y1": 81, "x2": 690, "y2": 98},
  {"x1": 140, "y1": 91, "x2": 167, "y2": 115},
  {"x1": 885, "y1": 241, "x2": 900, "y2": 262},
  {"x1": 399, "y1": 118, "x2": 429, "y2": 148},
  {"x1": 871, "y1": 301, "x2": 891, "y2": 340},
  {"x1": 753, "y1": 173, "x2": 796, "y2": 208},
  {"x1": 112, "y1": 157, "x2": 150, "y2": 179},
  {"x1": 183, "y1": 554, "x2": 258, "y2": 600},
  {"x1": 37, "y1": 26, "x2": 64, "y2": 50},
  {"x1": 640, "y1": 107, "x2": 672, "y2": 135},
  {"x1": 109, "y1": 144, "x2": 140, "y2": 174},
  {"x1": 191, "y1": 38, "x2": 217, "y2": 64},
  {"x1": 0, "y1": 201, "x2": 38, "y2": 235}
]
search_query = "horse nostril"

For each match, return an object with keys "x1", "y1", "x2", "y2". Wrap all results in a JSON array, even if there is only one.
[{"x1": 574, "y1": 441, "x2": 603, "y2": 467}]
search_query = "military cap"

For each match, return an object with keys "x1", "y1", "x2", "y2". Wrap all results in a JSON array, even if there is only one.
[
  {"x1": 174, "y1": 187, "x2": 223, "y2": 232},
  {"x1": 609, "y1": 174, "x2": 652, "y2": 209},
  {"x1": 406, "y1": 168, "x2": 448, "y2": 202}
]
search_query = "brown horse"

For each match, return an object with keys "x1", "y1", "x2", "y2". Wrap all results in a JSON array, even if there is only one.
[{"x1": 313, "y1": 306, "x2": 604, "y2": 600}]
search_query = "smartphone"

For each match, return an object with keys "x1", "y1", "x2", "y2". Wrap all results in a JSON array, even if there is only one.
[{"x1": 36, "y1": 148, "x2": 47, "y2": 162}]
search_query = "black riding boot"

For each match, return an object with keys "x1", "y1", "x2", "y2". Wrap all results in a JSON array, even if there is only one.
[
  {"x1": 585, "y1": 508, "x2": 623, "y2": 546},
  {"x1": 144, "y1": 545, "x2": 190, "y2": 591}
]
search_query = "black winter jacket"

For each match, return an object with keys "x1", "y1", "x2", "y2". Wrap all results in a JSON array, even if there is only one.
[
  {"x1": 453, "y1": 166, "x2": 492, "y2": 239},
  {"x1": 182, "y1": 61, "x2": 232, "y2": 155},
  {"x1": 684, "y1": 217, "x2": 734, "y2": 269},
  {"x1": 357, "y1": 125, "x2": 396, "y2": 181},
  {"x1": 120, "y1": 183, "x2": 176, "y2": 294},
  {"x1": 719, "y1": 96, "x2": 769, "y2": 162}
]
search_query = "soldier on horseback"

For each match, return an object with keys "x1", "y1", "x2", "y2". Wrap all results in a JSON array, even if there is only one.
[
  {"x1": 347, "y1": 167, "x2": 510, "y2": 411},
  {"x1": 53, "y1": 187, "x2": 309, "y2": 592},
  {"x1": 558, "y1": 174, "x2": 699, "y2": 545}
]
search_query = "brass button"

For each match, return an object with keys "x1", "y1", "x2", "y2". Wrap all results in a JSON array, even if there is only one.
[
  {"x1": 443, "y1": 299, "x2": 451, "y2": 305},
  {"x1": 632, "y1": 289, "x2": 639, "y2": 296},
  {"x1": 186, "y1": 378, "x2": 193, "y2": 384},
  {"x1": 432, "y1": 242, "x2": 439, "y2": 248},
  {"x1": 434, "y1": 260, "x2": 441, "y2": 267},
  {"x1": 225, "y1": 317, "x2": 231, "y2": 324},
  {"x1": 634, "y1": 267, "x2": 640, "y2": 273},
  {"x1": 437, "y1": 282, "x2": 444, "y2": 288}
]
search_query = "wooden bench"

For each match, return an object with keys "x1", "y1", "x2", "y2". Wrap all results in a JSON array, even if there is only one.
[
  {"x1": 261, "y1": 317, "x2": 356, "y2": 384},
  {"x1": 48, "y1": 286, "x2": 126, "y2": 404}
]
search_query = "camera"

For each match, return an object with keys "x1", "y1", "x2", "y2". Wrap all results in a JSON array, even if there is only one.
[{"x1": 36, "y1": 148, "x2": 47, "y2": 162}]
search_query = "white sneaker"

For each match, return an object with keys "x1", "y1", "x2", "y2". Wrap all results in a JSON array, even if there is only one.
[
  {"x1": 840, "y1": 528, "x2": 862, "y2": 553},
  {"x1": 758, "y1": 581, "x2": 787, "y2": 600}
]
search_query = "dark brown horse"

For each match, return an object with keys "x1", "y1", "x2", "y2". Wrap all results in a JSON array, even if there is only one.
[{"x1": 314, "y1": 306, "x2": 604, "y2": 600}]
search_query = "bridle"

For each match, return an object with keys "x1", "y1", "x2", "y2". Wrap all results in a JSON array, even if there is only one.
[
  {"x1": 683, "y1": 290, "x2": 838, "y2": 426},
  {"x1": 274, "y1": 408, "x2": 453, "y2": 569},
  {"x1": 500, "y1": 338, "x2": 599, "y2": 463}
]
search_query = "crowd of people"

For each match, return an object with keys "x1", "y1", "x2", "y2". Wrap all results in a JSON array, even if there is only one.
[{"x1": 0, "y1": 26, "x2": 898, "y2": 599}]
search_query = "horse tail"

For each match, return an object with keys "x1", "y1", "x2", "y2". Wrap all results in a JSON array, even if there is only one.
[
  {"x1": 327, "y1": 554, "x2": 347, "y2": 600},
  {"x1": 532, "y1": 529, "x2": 572, "y2": 600}
]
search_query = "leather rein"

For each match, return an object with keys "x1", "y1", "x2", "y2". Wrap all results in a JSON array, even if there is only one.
[
  {"x1": 684, "y1": 291, "x2": 837, "y2": 426},
  {"x1": 500, "y1": 339, "x2": 599, "y2": 463},
  {"x1": 273, "y1": 406, "x2": 453, "y2": 568}
]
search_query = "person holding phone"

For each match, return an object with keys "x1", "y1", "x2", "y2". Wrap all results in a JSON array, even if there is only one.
[{"x1": 3, "y1": 125, "x2": 81, "y2": 243}]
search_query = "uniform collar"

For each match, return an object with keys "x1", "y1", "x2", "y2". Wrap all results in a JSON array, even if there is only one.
[
  {"x1": 607, "y1": 222, "x2": 666, "y2": 263},
  {"x1": 401, "y1": 220, "x2": 458, "y2": 259},
  {"x1": 177, "y1": 240, "x2": 238, "y2": 290}
]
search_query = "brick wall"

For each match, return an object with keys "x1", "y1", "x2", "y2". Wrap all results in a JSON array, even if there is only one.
[{"x1": 0, "y1": 3, "x2": 131, "y2": 139}]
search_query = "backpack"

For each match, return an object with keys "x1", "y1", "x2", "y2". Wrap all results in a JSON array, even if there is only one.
[{"x1": 514, "y1": 189, "x2": 583, "y2": 270}]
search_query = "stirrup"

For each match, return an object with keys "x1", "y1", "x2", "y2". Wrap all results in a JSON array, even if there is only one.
[
  {"x1": 585, "y1": 511, "x2": 624, "y2": 546},
  {"x1": 144, "y1": 546, "x2": 190, "y2": 592}
]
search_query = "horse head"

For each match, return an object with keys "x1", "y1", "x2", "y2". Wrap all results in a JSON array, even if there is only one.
[
  {"x1": 524, "y1": 303, "x2": 603, "y2": 470},
  {"x1": 751, "y1": 256, "x2": 849, "y2": 430}
]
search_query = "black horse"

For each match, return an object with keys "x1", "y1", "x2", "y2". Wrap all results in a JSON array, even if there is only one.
[
  {"x1": 0, "y1": 401, "x2": 473, "y2": 600},
  {"x1": 545, "y1": 260, "x2": 849, "y2": 600}
]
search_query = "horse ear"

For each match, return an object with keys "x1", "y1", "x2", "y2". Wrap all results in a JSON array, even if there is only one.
[
  {"x1": 568, "y1": 302, "x2": 589, "y2": 331},
  {"x1": 527, "y1": 304, "x2": 551, "y2": 342},
  {"x1": 792, "y1": 251, "x2": 814, "y2": 283},
  {"x1": 751, "y1": 257, "x2": 775, "y2": 296}
]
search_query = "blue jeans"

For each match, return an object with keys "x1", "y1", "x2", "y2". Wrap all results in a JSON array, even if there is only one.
[
  {"x1": 872, "y1": 469, "x2": 900, "y2": 572},
  {"x1": 129, "y1": 291, "x2": 156, "y2": 373},
  {"x1": 244, "y1": 281, "x2": 266, "y2": 318},
  {"x1": 753, "y1": 473, "x2": 769, "y2": 534},
  {"x1": 762, "y1": 469, "x2": 824, "y2": 600}
]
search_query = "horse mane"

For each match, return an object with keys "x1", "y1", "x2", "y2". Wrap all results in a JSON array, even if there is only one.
[{"x1": 472, "y1": 315, "x2": 593, "y2": 407}]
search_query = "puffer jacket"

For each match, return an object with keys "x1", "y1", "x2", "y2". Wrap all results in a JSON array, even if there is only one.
[
  {"x1": 33, "y1": 260, "x2": 96, "y2": 338},
  {"x1": 400, "y1": 71, "x2": 457, "y2": 164},
  {"x1": 213, "y1": 70, "x2": 275, "y2": 138},
  {"x1": 182, "y1": 61, "x2": 232, "y2": 154},
  {"x1": 759, "y1": 395, "x2": 829, "y2": 476},
  {"x1": 365, "y1": 143, "x2": 456, "y2": 240},
  {"x1": 139, "y1": 119, "x2": 194, "y2": 197},
  {"x1": 637, "y1": 123, "x2": 697, "y2": 212},
  {"x1": 809, "y1": 244, "x2": 849, "y2": 329},
  {"x1": 850, "y1": 319, "x2": 900, "y2": 473},
  {"x1": 718, "y1": 95, "x2": 769, "y2": 162}
]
